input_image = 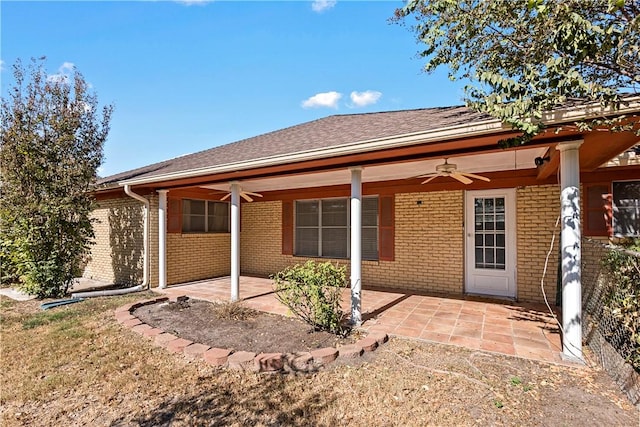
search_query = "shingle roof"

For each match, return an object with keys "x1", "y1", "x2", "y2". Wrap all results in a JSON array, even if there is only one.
[{"x1": 98, "y1": 105, "x2": 491, "y2": 187}]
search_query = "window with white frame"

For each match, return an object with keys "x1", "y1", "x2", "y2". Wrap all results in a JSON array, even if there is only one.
[
  {"x1": 613, "y1": 180, "x2": 640, "y2": 237},
  {"x1": 294, "y1": 196, "x2": 378, "y2": 260},
  {"x1": 182, "y1": 199, "x2": 230, "y2": 233}
]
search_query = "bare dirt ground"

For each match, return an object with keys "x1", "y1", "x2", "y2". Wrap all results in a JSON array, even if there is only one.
[
  {"x1": 134, "y1": 298, "x2": 357, "y2": 354},
  {"x1": 1, "y1": 292, "x2": 638, "y2": 426}
]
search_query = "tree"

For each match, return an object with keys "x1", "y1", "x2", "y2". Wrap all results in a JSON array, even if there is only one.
[
  {"x1": 395, "y1": 0, "x2": 640, "y2": 144},
  {"x1": 0, "y1": 58, "x2": 113, "y2": 298}
]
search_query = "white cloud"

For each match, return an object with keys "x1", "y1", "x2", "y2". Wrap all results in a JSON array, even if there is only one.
[
  {"x1": 47, "y1": 62, "x2": 75, "y2": 84},
  {"x1": 349, "y1": 90, "x2": 382, "y2": 107},
  {"x1": 0, "y1": 60, "x2": 4, "y2": 72},
  {"x1": 312, "y1": 0, "x2": 336, "y2": 13},
  {"x1": 301, "y1": 91, "x2": 342, "y2": 109}
]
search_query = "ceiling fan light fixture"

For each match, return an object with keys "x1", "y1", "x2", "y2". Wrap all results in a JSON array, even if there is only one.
[
  {"x1": 217, "y1": 188, "x2": 263, "y2": 202},
  {"x1": 415, "y1": 158, "x2": 490, "y2": 185}
]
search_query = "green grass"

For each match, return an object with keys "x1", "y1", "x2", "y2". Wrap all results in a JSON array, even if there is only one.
[{"x1": 21, "y1": 308, "x2": 79, "y2": 329}]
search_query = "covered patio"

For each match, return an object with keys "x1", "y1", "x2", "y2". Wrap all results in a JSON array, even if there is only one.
[{"x1": 157, "y1": 276, "x2": 564, "y2": 364}]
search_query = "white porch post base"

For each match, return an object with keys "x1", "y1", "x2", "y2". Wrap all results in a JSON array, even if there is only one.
[
  {"x1": 350, "y1": 167, "x2": 363, "y2": 326},
  {"x1": 230, "y1": 182, "x2": 240, "y2": 302},
  {"x1": 158, "y1": 190, "x2": 168, "y2": 289},
  {"x1": 558, "y1": 140, "x2": 584, "y2": 363}
]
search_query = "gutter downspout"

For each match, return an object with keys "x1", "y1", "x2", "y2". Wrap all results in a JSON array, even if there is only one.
[
  {"x1": 73, "y1": 185, "x2": 151, "y2": 299},
  {"x1": 123, "y1": 185, "x2": 150, "y2": 290}
]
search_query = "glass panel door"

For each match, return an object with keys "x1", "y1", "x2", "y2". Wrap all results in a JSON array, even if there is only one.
[
  {"x1": 465, "y1": 189, "x2": 516, "y2": 298},
  {"x1": 473, "y1": 196, "x2": 506, "y2": 270}
]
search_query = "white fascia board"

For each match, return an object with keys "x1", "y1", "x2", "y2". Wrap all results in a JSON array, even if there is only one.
[
  {"x1": 119, "y1": 98, "x2": 640, "y2": 187},
  {"x1": 118, "y1": 119, "x2": 507, "y2": 186},
  {"x1": 542, "y1": 96, "x2": 640, "y2": 124}
]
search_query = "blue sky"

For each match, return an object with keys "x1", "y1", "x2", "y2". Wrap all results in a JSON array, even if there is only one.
[{"x1": 1, "y1": 1, "x2": 468, "y2": 177}]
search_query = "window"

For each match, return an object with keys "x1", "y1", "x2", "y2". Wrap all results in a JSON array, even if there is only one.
[
  {"x1": 583, "y1": 181, "x2": 640, "y2": 238},
  {"x1": 362, "y1": 197, "x2": 379, "y2": 260},
  {"x1": 294, "y1": 196, "x2": 378, "y2": 260},
  {"x1": 613, "y1": 181, "x2": 640, "y2": 237},
  {"x1": 182, "y1": 199, "x2": 229, "y2": 233}
]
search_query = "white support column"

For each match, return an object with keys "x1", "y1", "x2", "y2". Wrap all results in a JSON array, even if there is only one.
[
  {"x1": 557, "y1": 140, "x2": 584, "y2": 363},
  {"x1": 230, "y1": 181, "x2": 240, "y2": 302},
  {"x1": 350, "y1": 167, "x2": 363, "y2": 326},
  {"x1": 157, "y1": 189, "x2": 169, "y2": 289}
]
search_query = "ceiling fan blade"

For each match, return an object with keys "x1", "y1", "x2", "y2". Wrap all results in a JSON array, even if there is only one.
[
  {"x1": 461, "y1": 172, "x2": 491, "y2": 182},
  {"x1": 421, "y1": 174, "x2": 441, "y2": 184},
  {"x1": 240, "y1": 193, "x2": 254, "y2": 202},
  {"x1": 451, "y1": 172, "x2": 473, "y2": 185},
  {"x1": 415, "y1": 173, "x2": 438, "y2": 179},
  {"x1": 220, "y1": 193, "x2": 231, "y2": 201},
  {"x1": 243, "y1": 191, "x2": 263, "y2": 198}
]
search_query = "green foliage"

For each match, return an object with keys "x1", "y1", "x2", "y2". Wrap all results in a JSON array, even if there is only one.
[
  {"x1": 395, "y1": 0, "x2": 640, "y2": 144},
  {"x1": 21, "y1": 308, "x2": 79, "y2": 330},
  {"x1": 0, "y1": 58, "x2": 113, "y2": 298},
  {"x1": 272, "y1": 261, "x2": 347, "y2": 334},
  {"x1": 601, "y1": 239, "x2": 640, "y2": 368}
]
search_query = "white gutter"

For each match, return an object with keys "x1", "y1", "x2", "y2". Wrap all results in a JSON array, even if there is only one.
[
  {"x1": 123, "y1": 185, "x2": 150, "y2": 289},
  {"x1": 72, "y1": 285, "x2": 144, "y2": 298},
  {"x1": 118, "y1": 119, "x2": 508, "y2": 186},
  {"x1": 541, "y1": 96, "x2": 640, "y2": 124},
  {"x1": 118, "y1": 97, "x2": 640, "y2": 187}
]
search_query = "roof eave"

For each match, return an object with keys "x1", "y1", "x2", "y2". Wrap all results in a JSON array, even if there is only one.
[
  {"x1": 117, "y1": 97, "x2": 640, "y2": 187},
  {"x1": 118, "y1": 118, "x2": 508, "y2": 187}
]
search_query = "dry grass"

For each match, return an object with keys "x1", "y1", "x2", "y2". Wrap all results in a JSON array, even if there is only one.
[
  {"x1": 0, "y1": 293, "x2": 637, "y2": 426},
  {"x1": 211, "y1": 300, "x2": 258, "y2": 321}
]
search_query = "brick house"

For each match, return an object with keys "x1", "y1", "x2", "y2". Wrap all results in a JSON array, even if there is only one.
[{"x1": 89, "y1": 101, "x2": 640, "y2": 362}]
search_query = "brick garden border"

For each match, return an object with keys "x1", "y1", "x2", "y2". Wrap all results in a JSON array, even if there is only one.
[{"x1": 115, "y1": 296, "x2": 388, "y2": 373}]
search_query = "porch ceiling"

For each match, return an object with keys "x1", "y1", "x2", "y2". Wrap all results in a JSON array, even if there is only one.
[{"x1": 200, "y1": 147, "x2": 548, "y2": 193}]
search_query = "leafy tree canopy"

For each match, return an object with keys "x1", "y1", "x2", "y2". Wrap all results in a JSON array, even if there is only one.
[
  {"x1": 0, "y1": 58, "x2": 113, "y2": 297},
  {"x1": 395, "y1": 0, "x2": 640, "y2": 145}
]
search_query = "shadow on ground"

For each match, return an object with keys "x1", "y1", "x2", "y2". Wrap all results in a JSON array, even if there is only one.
[{"x1": 109, "y1": 373, "x2": 338, "y2": 426}]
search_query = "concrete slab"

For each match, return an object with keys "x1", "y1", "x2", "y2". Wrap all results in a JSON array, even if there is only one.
[{"x1": 0, "y1": 287, "x2": 36, "y2": 301}]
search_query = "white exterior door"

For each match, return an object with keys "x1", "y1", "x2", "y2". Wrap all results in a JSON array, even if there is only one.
[{"x1": 465, "y1": 189, "x2": 517, "y2": 298}]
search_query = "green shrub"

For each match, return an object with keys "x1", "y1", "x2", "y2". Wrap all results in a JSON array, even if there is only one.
[
  {"x1": 602, "y1": 239, "x2": 640, "y2": 369},
  {"x1": 1, "y1": 58, "x2": 112, "y2": 298},
  {"x1": 272, "y1": 261, "x2": 347, "y2": 334}
]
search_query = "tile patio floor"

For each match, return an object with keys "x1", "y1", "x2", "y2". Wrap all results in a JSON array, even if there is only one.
[{"x1": 157, "y1": 276, "x2": 565, "y2": 364}]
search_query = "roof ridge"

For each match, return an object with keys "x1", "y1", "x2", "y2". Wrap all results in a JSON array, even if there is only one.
[
  {"x1": 96, "y1": 105, "x2": 488, "y2": 187},
  {"x1": 134, "y1": 105, "x2": 474, "y2": 165},
  {"x1": 326, "y1": 104, "x2": 469, "y2": 119}
]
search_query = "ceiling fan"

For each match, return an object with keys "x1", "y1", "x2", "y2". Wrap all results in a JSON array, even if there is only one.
[
  {"x1": 217, "y1": 190, "x2": 263, "y2": 202},
  {"x1": 209, "y1": 185, "x2": 263, "y2": 202},
  {"x1": 416, "y1": 159, "x2": 491, "y2": 185}
]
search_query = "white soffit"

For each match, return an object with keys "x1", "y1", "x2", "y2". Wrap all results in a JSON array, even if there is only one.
[{"x1": 200, "y1": 147, "x2": 548, "y2": 193}]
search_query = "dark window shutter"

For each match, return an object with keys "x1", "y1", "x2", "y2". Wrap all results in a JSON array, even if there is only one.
[
  {"x1": 282, "y1": 200, "x2": 294, "y2": 255},
  {"x1": 584, "y1": 184, "x2": 612, "y2": 237},
  {"x1": 379, "y1": 195, "x2": 394, "y2": 261},
  {"x1": 167, "y1": 197, "x2": 182, "y2": 233}
]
